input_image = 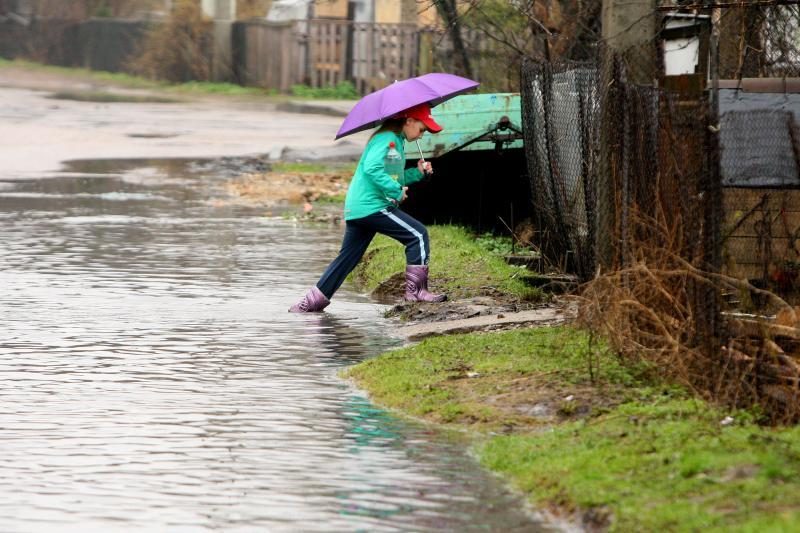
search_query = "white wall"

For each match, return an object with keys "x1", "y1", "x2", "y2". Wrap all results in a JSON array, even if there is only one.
[{"x1": 201, "y1": 0, "x2": 236, "y2": 20}]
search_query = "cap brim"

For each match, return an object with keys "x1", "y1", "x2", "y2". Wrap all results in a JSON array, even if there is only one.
[{"x1": 421, "y1": 116, "x2": 443, "y2": 133}]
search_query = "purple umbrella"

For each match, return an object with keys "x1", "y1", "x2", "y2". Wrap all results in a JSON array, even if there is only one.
[{"x1": 335, "y1": 73, "x2": 479, "y2": 140}]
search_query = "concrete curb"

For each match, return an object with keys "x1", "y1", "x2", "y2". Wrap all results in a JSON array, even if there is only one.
[
  {"x1": 396, "y1": 307, "x2": 566, "y2": 341},
  {"x1": 275, "y1": 100, "x2": 355, "y2": 118}
]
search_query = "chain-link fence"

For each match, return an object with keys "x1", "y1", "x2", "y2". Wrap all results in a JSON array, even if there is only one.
[
  {"x1": 521, "y1": 2, "x2": 800, "y2": 422},
  {"x1": 716, "y1": 3, "x2": 800, "y2": 79},
  {"x1": 715, "y1": 4, "x2": 800, "y2": 422},
  {"x1": 521, "y1": 59, "x2": 599, "y2": 280}
]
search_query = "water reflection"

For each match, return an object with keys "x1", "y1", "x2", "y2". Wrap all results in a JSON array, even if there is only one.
[{"x1": 0, "y1": 160, "x2": 544, "y2": 531}]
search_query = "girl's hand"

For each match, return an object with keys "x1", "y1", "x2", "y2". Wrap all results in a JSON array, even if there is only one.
[
  {"x1": 417, "y1": 160, "x2": 433, "y2": 176},
  {"x1": 400, "y1": 186, "x2": 408, "y2": 202}
]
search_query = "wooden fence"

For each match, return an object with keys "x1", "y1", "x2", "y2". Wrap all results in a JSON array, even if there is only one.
[
  {"x1": 307, "y1": 20, "x2": 349, "y2": 88},
  {"x1": 233, "y1": 20, "x2": 306, "y2": 92},
  {"x1": 233, "y1": 19, "x2": 419, "y2": 95},
  {"x1": 2, "y1": 17, "x2": 476, "y2": 96},
  {"x1": 348, "y1": 22, "x2": 418, "y2": 93}
]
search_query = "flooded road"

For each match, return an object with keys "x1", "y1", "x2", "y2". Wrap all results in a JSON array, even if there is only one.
[
  {"x1": 0, "y1": 160, "x2": 543, "y2": 531},
  {"x1": 0, "y1": 82, "x2": 367, "y2": 177}
]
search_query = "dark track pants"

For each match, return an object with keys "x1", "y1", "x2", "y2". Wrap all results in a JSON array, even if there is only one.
[{"x1": 316, "y1": 208, "x2": 430, "y2": 299}]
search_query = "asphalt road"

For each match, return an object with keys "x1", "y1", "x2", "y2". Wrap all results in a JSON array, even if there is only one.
[{"x1": 0, "y1": 69, "x2": 367, "y2": 178}]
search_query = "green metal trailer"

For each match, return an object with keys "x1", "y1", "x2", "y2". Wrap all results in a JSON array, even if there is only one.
[
  {"x1": 399, "y1": 93, "x2": 529, "y2": 234},
  {"x1": 405, "y1": 93, "x2": 523, "y2": 158}
]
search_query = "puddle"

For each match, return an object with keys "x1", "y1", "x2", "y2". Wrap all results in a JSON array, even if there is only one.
[{"x1": 0, "y1": 159, "x2": 548, "y2": 531}]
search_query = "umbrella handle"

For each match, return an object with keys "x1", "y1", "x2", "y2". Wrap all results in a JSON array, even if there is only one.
[{"x1": 416, "y1": 140, "x2": 432, "y2": 176}]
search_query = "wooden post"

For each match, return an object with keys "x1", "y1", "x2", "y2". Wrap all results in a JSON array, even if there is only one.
[
  {"x1": 418, "y1": 30, "x2": 432, "y2": 75},
  {"x1": 345, "y1": 2, "x2": 356, "y2": 81},
  {"x1": 601, "y1": 0, "x2": 658, "y2": 84},
  {"x1": 597, "y1": 0, "x2": 658, "y2": 270}
]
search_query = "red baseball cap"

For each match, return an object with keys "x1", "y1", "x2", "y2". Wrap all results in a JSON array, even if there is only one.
[{"x1": 400, "y1": 103, "x2": 443, "y2": 133}]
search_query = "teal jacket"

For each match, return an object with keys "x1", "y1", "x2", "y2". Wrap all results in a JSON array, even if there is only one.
[{"x1": 343, "y1": 130, "x2": 424, "y2": 221}]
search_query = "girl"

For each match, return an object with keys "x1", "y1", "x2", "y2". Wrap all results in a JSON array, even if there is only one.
[{"x1": 289, "y1": 103, "x2": 447, "y2": 313}]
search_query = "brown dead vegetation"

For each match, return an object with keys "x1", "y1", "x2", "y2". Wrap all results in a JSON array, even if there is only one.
[
  {"x1": 443, "y1": 373, "x2": 622, "y2": 432},
  {"x1": 128, "y1": 0, "x2": 213, "y2": 83},
  {"x1": 225, "y1": 171, "x2": 348, "y2": 206},
  {"x1": 577, "y1": 212, "x2": 800, "y2": 424}
]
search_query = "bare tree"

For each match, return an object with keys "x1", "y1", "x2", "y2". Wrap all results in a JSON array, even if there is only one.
[
  {"x1": 419, "y1": 0, "x2": 600, "y2": 89},
  {"x1": 465, "y1": 0, "x2": 600, "y2": 61},
  {"x1": 431, "y1": 0, "x2": 474, "y2": 78},
  {"x1": 719, "y1": 5, "x2": 766, "y2": 78}
]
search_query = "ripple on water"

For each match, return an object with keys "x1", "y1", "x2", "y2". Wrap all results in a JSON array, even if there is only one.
[{"x1": 0, "y1": 166, "x2": 545, "y2": 531}]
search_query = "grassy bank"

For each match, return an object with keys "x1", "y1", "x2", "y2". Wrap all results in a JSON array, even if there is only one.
[
  {"x1": 352, "y1": 225, "x2": 543, "y2": 302},
  {"x1": 0, "y1": 58, "x2": 273, "y2": 97},
  {"x1": 345, "y1": 327, "x2": 800, "y2": 531},
  {"x1": 0, "y1": 58, "x2": 357, "y2": 100}
]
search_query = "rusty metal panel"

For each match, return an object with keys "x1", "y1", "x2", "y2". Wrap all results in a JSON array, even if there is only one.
[{"x1": 406, "y1": 93, "x2": 523, "y2": 157}]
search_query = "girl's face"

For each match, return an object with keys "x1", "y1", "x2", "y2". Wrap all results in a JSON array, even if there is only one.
[{"x1": 402, "y1": 118, "x2": 427, "y2": 141}]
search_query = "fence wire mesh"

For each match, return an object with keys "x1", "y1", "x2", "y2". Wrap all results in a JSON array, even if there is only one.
[
  {"x1": 521, "y1": 2, "x2": 800, "y2": 422},
  {"x1": 712, "y1": 3, "x2": 800, "y2": 422},
  {"x1": 716, "y1": 3, "x2": 800, "y2": 78},
  {"x1": 521, "y1": 59, "x2": 599, "y2": 280}
]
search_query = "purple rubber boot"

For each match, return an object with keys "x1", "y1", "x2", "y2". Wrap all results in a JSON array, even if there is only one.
[
  {"x1": 289, "y1": 286, "x2": 331, "y2": 313},
  {"x1": 404, "y1": 265, "x2": 447, "y2": 303}
]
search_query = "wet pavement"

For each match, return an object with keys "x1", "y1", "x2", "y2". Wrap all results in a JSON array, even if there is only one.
[
  {"x1": 0, "y1": 81, "x2": 367, "y2": 177},
  {"x1": 0, "y1": 153, "x2": 546, "y2": 531}
]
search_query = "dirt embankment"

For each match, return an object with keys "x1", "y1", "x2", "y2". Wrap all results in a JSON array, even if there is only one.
[
  {"x1": 369, "y1": 271, "x2": 566, "y2": 338},
  {"x1": 226, "y1": 170, "x2": 349, "y2": 207},
  {"x1": 218, "y1": 161, "x2": 354, "y2": 225}
]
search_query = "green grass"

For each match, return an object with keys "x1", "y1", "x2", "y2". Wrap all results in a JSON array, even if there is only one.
[
  {"x1": 345, "y1": 327, "x2": 642, "y2": 424},
  {"x1": 481, "y1": 402, "x2": 800, "y2": 532},
  {"x1": 167, "y1": 80, "x2": 274, "y2": 96},
  {"x1": 0, "y1": 58, "x2": 275, "y2": 97},
  {"x1": 474, "y1": 231, "x2": 538, "y2": 256},
  {"x1": 345, "y1": 326, "x2": 800, "y2": 531},
  {"x1": 352, "y1": 225, "x2": 543, "y2": 301},
  {"x1": 0, "y1": 58, "x2": 161, "y2": 88},
  {"x1": 315, "y1": 193, "x2": 348, "y2": 204},
  {"x1": 290, "y1": 81, "x2": 359, "y2": 100},
  {"x1": 271, "y1": 161, "x2": 357, "y2": 175}
]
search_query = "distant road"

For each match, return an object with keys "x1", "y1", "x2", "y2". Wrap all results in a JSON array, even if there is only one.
[{"x1": 0, "y1": 68, "x2": 367, "y2": 178}]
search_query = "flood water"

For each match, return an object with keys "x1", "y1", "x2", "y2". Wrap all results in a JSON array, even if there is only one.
[{"x1": 0, "y1": 160, "x2": 544, "y2": 532}]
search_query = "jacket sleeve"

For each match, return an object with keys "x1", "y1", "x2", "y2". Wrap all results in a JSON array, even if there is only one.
[
  {"x1": 403, "y1": 165, "x2": 424, "y2": 185},
  {"x1": 362, "y1": 137, "x2": 404, "y2": 202}
]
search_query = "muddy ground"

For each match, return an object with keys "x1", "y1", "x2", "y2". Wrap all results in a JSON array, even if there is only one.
[
  {"x1": 217, "y1": 160, "x2": 566, "y2": 331},
  {"x1": 216, "y1": 158, "x2": 565, "y2": 329},
  {"x1": 226, "y1": 171, "x2": 348, "y2": 206}
]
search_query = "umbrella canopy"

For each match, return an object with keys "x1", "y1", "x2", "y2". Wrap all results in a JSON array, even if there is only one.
[{"x1": 335, "y1": 73, "x2": 479, "y2": 140}]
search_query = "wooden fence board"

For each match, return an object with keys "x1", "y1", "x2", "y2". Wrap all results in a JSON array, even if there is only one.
[
  {"x1": 307, "y1": 19, "x2": 349, "y2": 88},
  {"x1": 724, "y1": 189, "x2": 800, "y2": 238},
  {"x1": 723, "y1": 187, "x2": 800, "y2": 281},
  {"x1": 235, "y1": 20, "x2": 302, "y2": 92},
  {"x1": 350, "y1": 22, "x2": 417, "y2": 93},
  {"x1": 234, "y1": 20, "x2": 419, "y2": 95}
]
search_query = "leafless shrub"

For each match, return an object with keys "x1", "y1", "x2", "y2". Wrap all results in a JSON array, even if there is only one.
[
  {"x1": 128, "y1": 0, "x2": 213, "y2": 83},
  {"x1": 577, "y1": 208, "x2": 800, "y2": 424},
  {"x1": 18, "y1": 1, "x2": 84, "y2": 64},
  {"x1": 236, "y1": 0, "x2": 273, "y2": 20}
]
